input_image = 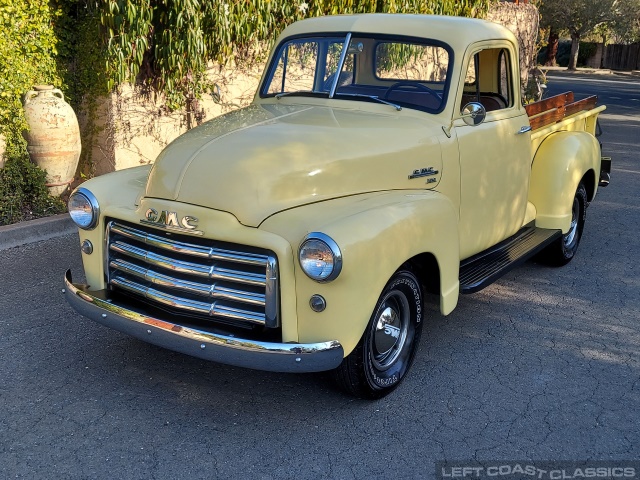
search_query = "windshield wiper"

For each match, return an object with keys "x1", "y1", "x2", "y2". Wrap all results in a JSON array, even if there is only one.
[
  {"x1": 275, "y1": 91, "x2": 325, "y2": 99},
  {"x1": 334, "y1": 93, "x2": 402, "y2": 111}
]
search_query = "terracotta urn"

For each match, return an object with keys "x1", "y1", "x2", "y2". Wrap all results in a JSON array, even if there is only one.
[{"x1": 23, "y1": 85, "x2": 81, "y2": 196}]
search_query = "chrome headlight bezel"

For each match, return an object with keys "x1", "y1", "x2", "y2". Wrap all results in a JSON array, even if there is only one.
[
  {"x1": 68, "y1": 187, "x2": 100, "y2": 230},
  {"x1": 298, "y1": 232, "x2": 342, "y2": 283}
]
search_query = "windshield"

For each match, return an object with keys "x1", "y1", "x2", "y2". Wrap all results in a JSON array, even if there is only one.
[{"x1": 261, "y1": 34, "x2": 451, "y2": 113}]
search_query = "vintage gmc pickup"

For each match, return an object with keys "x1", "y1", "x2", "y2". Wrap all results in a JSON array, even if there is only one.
[{"x1": 64, "y1": 14, "x2": 610, "y2": 398}]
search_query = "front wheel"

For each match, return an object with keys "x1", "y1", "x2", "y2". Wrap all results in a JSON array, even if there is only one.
[
  {"x1": 541, "y1": 182, "x2": 588, "y2": 266},
  {"x1": 333, "y1": 270, "x2": 424, "y2": 399}
]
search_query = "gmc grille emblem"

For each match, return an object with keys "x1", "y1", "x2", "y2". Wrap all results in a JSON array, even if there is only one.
[{"x1": 141, "y1": 208, "x2": 203, "y2": 235}]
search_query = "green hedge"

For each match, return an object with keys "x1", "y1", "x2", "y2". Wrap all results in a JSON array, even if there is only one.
[
  {"x1": 0, "y1": 140, "x2": 65, "y2": 226},
  {"x1": 0, "y1": 0, "x2": 67, "y2": 226},
  {"x1": 537, "y1": 40, "x2": 600, "y2": 68},
  {"x1": 102, "y1": 0, "x2": 495, "y2": 110}
]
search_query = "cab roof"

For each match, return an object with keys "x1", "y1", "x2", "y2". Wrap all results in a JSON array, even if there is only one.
[{"x1": 278, "y1": 14, "x2": 517, "y2": 51}]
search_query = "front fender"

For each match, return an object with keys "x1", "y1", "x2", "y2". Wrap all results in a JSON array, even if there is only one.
[
  {"x1": 260, "y1": 191, "x2": 460, "y2": 357},
  {"x1": 529, "y1": 131, "x2": 600, "y2": 233},
  {"x1": 70, "y1": 165, "x2": 152, "y2": 290}
]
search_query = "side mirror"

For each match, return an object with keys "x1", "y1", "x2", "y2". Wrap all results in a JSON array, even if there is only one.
[
  {"x1": 347, "y1": 42, "x2": 364, "y2": 54},
  {"x1": 461, "y1": 102, "x2": 486, "y2": 126}
]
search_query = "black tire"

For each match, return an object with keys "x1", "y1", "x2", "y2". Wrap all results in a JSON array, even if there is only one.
[
  {"x1": 333, "y1": 270, "x2": 424, "y2": 399},
  {"x1": 541, "y1": 182, "x2": 587, "y2": 266}
]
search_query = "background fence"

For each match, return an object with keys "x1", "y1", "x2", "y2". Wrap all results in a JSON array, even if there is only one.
[{"x1": 602, "y1": 43, "x2": 640, "y2": 70}]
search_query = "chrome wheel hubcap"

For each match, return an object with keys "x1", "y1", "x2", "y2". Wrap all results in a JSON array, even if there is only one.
[
  {"x1": 371, "y1": 292, "x2": 409, "y2": 370},
  {"x1": 563, "y1": 197, "x2": 579, "y2": 248}
]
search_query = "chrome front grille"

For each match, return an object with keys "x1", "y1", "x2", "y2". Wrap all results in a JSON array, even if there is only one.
[{"x1": 105, "y1": 221, "x2": 279, "y2": 328}]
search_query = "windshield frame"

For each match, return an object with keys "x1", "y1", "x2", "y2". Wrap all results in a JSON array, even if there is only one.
[{"x1": 260, "y1": 32, "x2": 454, "y2": 115}]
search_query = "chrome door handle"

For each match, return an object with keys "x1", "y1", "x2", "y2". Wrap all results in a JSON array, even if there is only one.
[{"x1": 517, "y1": 125, "x2": 532, "y2": 134}]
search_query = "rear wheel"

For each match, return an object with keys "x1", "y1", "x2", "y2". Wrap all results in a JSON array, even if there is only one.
[
  {"x1": 333, "y1": 270, "x2": 424, "y2": 399},
  {"x1": 541, "y1": 182, "x2": 587, "y2": 266}
]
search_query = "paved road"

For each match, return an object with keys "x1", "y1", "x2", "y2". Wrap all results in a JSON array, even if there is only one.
[{"x1": 2, "y1": 75, "x2": 639, "y2": 479}]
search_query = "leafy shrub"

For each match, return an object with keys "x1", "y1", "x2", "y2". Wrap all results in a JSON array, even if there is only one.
[
  {"x1": 102, "y1": 0, "x2": 495, "y2": 110},
  {"x1": 0, "y1": 0, "x2": 61, "y2": 140},
  {"x1": 0, "y1": 0, "x2": 68, "y2": 225},
  {"x1": 537, "y1": 40, "x2": 600, "y2": 67},
  {"x1": 0, "y1": 140, "x2": 66, "y2": 226}
]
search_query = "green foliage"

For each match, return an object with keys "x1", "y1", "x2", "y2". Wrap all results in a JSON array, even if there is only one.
[
  {"x1": 539, "y1": 0, "x2": 617, "y2": 35},
  {"x1": 538, "y1": 0, "x2": 622, "y2": 68},
  {"x1": 578, "y1": 42, "x2": 598, "y2": 62},
  {"x1": 0, "y1": 0, "x2": 72, "y2": 224},
  {"x1": 101, "y1": 0, "x2": 495, "y2": 111},
  {"x1": 0, "y1": 140, "x2": 66, "y2": 226},
  {"x1": 0, "y1": 0, "x2": 61, "y2": 143},
  {"x1": 0, "y1": 0, "x2": 496, "y2": 224},
  {"x1": 54, "y1": 1, "x2": 110, "y2": 109},
  {"x1": 54, "y1": 1, "x2": 110, "y2": 175},
  {"x1": 608, "y1": 0, "x2": 640, "y2": 43}
]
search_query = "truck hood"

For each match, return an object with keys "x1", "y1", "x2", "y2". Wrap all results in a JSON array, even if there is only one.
[{"x1": 145, "y1": 103, "x2": 443, "y2": 227}]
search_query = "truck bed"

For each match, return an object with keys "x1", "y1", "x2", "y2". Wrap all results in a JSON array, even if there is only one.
[{"x1": 526, "y1": 91, "x2": 606, "y2": 153}]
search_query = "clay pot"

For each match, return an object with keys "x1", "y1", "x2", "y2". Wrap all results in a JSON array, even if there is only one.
[{"x1": 23, "y1": 85, "x2": 81, "y2": 196}]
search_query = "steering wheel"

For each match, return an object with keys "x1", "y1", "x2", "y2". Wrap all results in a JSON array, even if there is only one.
[{"x1": 383, "y1": 82, "x2": 441, "y2": 100}]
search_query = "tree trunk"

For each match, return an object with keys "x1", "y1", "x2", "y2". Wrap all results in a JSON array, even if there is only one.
[
  {"x1": 568, "y1": 32, "x2": 580, "y2": 70},
  {"x1": 545, "y1": 29, "x2": 559, "y2": 67}
]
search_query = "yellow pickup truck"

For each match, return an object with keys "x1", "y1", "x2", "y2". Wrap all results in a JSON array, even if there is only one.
[{"x1": 64, "y1": 14, "x2": 610, "y2": 398}]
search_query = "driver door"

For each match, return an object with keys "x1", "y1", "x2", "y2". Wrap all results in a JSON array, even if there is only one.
[{"x1": 455, "y1": 44, "x2": 532, "y2": 260}]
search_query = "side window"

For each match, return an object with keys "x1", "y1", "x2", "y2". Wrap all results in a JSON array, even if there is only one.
[
  {"x1": 464, "y1": 54, "x2": 477, "y2": 86},
  {"x1": 460, "y1": 48, "x2": 513, "y2": 113},
  {"x1": 497, "y1": 49, "x2": 512, "y2": 108}
]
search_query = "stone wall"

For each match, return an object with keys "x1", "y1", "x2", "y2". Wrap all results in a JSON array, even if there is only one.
[
  {"x1": 486, "y1": 1, "x2": 539, "y2": 87},
  {"x1": 84, "y1": 4, "x2": 539, "y2": 175},
  {"x1": 80, "y1": 65, "x2": 263, "y2": 175}
]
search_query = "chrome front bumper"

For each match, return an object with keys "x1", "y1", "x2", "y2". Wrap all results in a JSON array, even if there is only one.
[{"x1": 64, "y1": 270, "x2": 344, "y2": 373}]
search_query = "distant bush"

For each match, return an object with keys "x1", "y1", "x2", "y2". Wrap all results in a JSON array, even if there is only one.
[{"x1": 538, "y1": 40, "x2": 599, "y2": 67}]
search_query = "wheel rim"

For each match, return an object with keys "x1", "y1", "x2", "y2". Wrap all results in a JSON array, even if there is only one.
[
  {"x1": 563, "y1": 197, "x2": 580, "y2": 248},
  {"x1": 371, "y1": 290, "x2": 409, "y2": 371}
]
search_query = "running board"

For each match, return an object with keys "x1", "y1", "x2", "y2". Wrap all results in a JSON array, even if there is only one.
[{"x1": 459, "y1": 227, "x2": 562, "y2": 294}]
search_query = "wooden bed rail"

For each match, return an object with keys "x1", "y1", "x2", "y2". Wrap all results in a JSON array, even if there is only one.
[{"x1": 525, "y1": 92, "x2": 598, "y2": 131}]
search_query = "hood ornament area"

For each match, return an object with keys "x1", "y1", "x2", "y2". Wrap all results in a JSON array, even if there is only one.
[{"x1": 141, "y1": 208, "x2": 203, "y2": 236}]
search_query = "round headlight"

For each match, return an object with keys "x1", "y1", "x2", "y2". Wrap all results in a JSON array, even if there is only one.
[
  {"x1": 68, "y1": 188, "x2": 99, "y2": 230},
  {"x1": 298, "y1": 232, "x2": 342, "y2": 282}
]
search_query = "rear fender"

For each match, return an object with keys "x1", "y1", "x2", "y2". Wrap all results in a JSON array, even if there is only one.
[{"x1": 529, "y1": 131, "x2": 600, "y2": 233}]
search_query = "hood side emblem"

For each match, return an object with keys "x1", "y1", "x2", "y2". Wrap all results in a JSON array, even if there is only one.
[
  {"x1": 141, "y1": 208, "x2": 204, "y2": 236},
  {"x1": 409, "y1": 167, "x2": 439, "y2": 180}
]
